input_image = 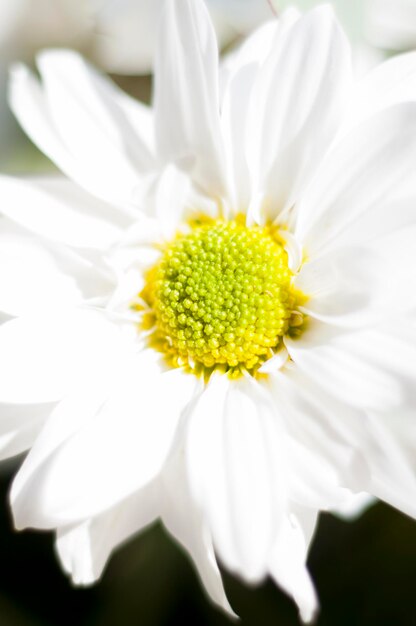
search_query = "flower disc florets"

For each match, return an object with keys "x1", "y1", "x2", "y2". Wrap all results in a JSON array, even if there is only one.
[{"x1": 140, "y1": 218, "x2": 300, "y2": 377}]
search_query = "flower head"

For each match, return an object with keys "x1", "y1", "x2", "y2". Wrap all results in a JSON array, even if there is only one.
[{"x1": 1, "y1": 0, "x2": 416, "y2": 622}]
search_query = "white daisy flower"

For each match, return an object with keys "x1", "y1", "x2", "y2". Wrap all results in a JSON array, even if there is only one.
[{"x1": 1, "y1": 0, "x2": 416, "y2": 621}]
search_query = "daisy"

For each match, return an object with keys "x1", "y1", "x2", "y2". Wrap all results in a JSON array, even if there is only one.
[{"x1": 1, "y1": 0, "x2": 416, "y2": 621}]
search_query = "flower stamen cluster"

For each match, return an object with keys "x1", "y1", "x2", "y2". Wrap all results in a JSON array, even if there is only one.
[{"x1": 139, "y1": 218, "x2": 303, "y2": 377}]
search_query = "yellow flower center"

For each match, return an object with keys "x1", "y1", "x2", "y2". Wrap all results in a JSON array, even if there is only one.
[{"x1": 138, "y1": 218, "x2": 304, "y2": 378}]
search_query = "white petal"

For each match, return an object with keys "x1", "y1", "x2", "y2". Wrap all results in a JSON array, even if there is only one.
[
  {"x1": 363, "y1": 401, "x2": 416, "y2": 518},
  {"x1": 276, "y1": 355, "x2": 416, "y2": 519},
  {"x1": 186, "y1": 374, "x2": 287, "y2": 581},
  {"x1": 220, "y1": 20, "x2": 279, "y2": 212},
  {"x1": 161, "y1": 449, "x2": 235, "y2": 617},
  {"x1": 9, "y1": 61, "x2": 153, "y2": 209},
  {"x1": 113, "y1": 91, "x2": 155, "y2": 158},
  {"x1": 0, "y1": 176, "x2": 124, "y2": 250},
  {"x1": 326, "y1": 323, "x2": 416, "y2": 382},
  {"x1": 285, "y1": 321, "x2": 403, "y2": 412},
  {"x1": 269, "y1": 368, "x2": 356, "y2": 509},
  {"x1": 0, "y1": 217, "x2": 114, "y2": 316},
  {"x1": 116, "y1": 214, "x2": 162, "y2": 249},
  {"x1": 0, "y1": 401, "x2": 54, "y2": 460},
  {"x1": 12, "y1": 351, "x2": 198, "y2": 528},
  {"x1": 280, "y1": 229, "x2": 303, "y2": 273},
  {"x1": 0, "y1": 229, "x2": 80, "y2": 316},
  {"x1": 330, "y1": 492, "x2": 375, "y2": 521},
  {"x1": 247, "y1": 6, "x2": 352, "y2": 221},
  {"x1": 9, "y1": 64, "x2": 110, "y2": 206},
  {"x1": 269, "y1": 509, "x2": 319, "y2": 624},
  {"x1": 154, "y1": 0, "x2": 227, "y2": 199},
  {"x1": 57, "y1": 447, "x2": 234, "y2": 619},
  {"x1": 37, "y1": 49, "x2": 154, "y2": 174},
  {"x1": 295, "y1": 104, "x2": 416, "y2": 256},
  {"x1": 153, "y1": 165, "x2": 191, "y2": 239},
  {"x1": 221, "y1": 65, "x2": 254, "y2": 213},
  {"x1": 56, "y1": 480, "x2": 159, "y2": 585},
  {"x1": 0, "y1": 309, "x2": 131, "y2": 404},
  {"x1": 220, "y1": 19, "x2": 278, "y2": 98},
  {"x1": 295, "y1": 245, "x2": 397, "y2": 327},
  {"x1": 345, "y1": 51, "x2": 416, "y2": 132},
  {"x1": 258, "y1": 347, "x2": 289, "y2": 373},
  {"x1": 358, "y1": 410, "x2": 416, "y2": 519}
]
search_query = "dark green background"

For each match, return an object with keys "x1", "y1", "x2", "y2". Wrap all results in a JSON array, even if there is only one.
[{"x1": 0, "y1": 461, "x2": 415, "y2": 626}]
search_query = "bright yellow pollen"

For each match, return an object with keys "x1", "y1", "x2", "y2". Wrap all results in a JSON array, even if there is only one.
[{"x1": 138, "y1": 219, "x2": 303, "y2": 377}]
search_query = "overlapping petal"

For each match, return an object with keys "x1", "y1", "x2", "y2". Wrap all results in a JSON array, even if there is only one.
[
  {"x1": 220, "y1": 19, "x2": 279, "y2": 211},
  {"x1": 161, "y1": 449, "x2": 235, "y2": 616},
  {"x1": 246, "y1": 5, "x2": 352, "y2": 222},
  {"x1": 285, "y1": 321, "x2": 404, "y2": 412},
  {"x1": 56, "y1": 480, "x2": 159, "y2": 585},
  {"x1": 9, "y1": 57, "x2": 155, "y2": 209},
  {"x1": 268, "y1": 508, "x2": 318, "y2": 624},
  {"x1": 0, "y1": 401, "x2": 55, "y2": 460},
  {"x1": 294, "y1": 244, "x2": 403, "y2": 327},
  {"x1": 12, "y1": 351, "x2": 198, "y2": 528},
  {"x1": 55, "y1": 449, "x2": 234, "y2": 616},
  {"x1": 186, "y1": 374, "x2": 288, "y2": 581},
  {"x1": 344, "y1": 51, "x2": 416, "y2": 131},
  {"x1": 271, "y1": 361, "x2": 416, "y2": 519},
  {"x1": 154, "y1": 0, "x2": 227, "y2": 199},
  {"x1": 0, "y1": 215, "x2": 114, "y2": 316},
  {"x1": 295, "y1": 103, "x2": 416, "y2": 255},
  {"x1": 0, "y1": 176, "x2": 126, "y2": 250},
  {"x1": 0, "y1": 309, "x2": 131, "y2": 405}
]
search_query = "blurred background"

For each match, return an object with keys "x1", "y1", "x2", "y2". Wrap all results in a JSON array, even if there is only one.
[{"x1": 1, "y1": 1, "x2": 416, "y2": 625}]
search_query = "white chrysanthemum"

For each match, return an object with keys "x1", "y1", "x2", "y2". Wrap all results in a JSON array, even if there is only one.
[{"x1": 1, "y1": 0, "x2": 416, "y2": 621}]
